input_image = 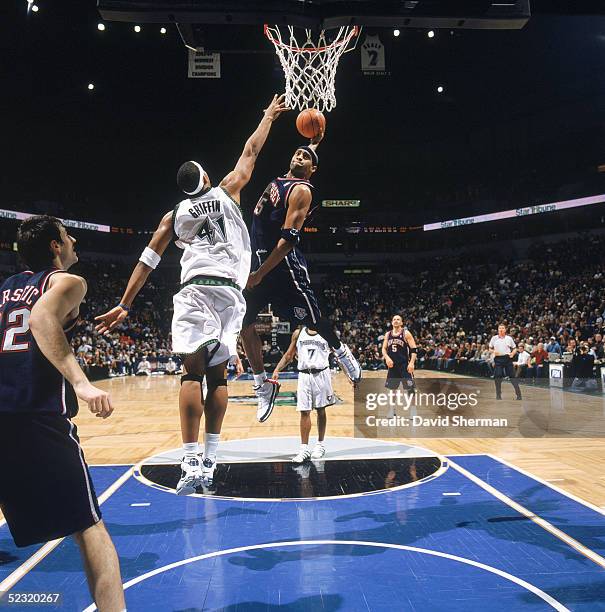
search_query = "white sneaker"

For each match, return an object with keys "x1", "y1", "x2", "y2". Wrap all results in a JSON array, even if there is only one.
[
  {"x1": 335, "y1": 344, "x2": 362, "y2": 384},
  {"x1": 311, "y1": 443, "x2": 326, "y2": 460},
  {"x1": 176, "y1": 456, "x2": 203, "y2": 496},
  {"x1": 292, "y1": 448, "x2": 311, "y2": 464},
  {"x1": 202, "y1": 457, "x2": 216, "y2": 485},
  {"x1": 255, "y1": 378, "x2": 280, "y2": 422}
]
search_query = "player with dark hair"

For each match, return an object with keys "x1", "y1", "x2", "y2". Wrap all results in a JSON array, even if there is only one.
[
  {"x1": 0, "y1": 215, "x2": 125, "y2": 611},
  {"x1": 382, "y1": 314, "x2": 417, "y2": 394},
  {"x1": 241, "y1": 134, "x2": 362, "y2": 423},
  {"x1": 95, "y1": 95, "x2": 287, "y2": 493}
]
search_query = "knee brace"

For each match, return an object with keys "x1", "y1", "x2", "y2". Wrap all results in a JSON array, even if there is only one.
[{"x1": 181, "y1": 373, "x2": 204, "y2": 385}]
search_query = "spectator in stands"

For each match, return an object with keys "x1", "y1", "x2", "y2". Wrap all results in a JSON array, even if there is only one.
[
  {"x1": 566, "y1": 338, "x2": 578, "y2": 356},
  {"x1": 530, "y1": 342, "x2": 549, "y2": 378},
  {"x1": 593, "y1": 333, "x2": 604, "y2": 360},
  {"x1": 136, "y1": 355, "x2": 151, "y2": 376},
  {"x1": 546, "y1": 336, "x2": 561, "y2": 356},
  {"x1": 166, "y1": 357, "x2": 177, "y2": 375},
  {"x1": 571, "y1": 343, "x2": 596, "y2": 389},
  {"x1": 514, "y1": 343, "x2": 531, "y2": 378}
]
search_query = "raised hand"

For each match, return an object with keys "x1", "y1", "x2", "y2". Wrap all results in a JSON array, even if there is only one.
[
  {"x1": 94, "y1": 305, "x2": 129, "y2": 335},
  {"x1": 310, "y1": 126, "x2": 324, "y2": 146},
  {"x1": 264, "y1": 93, "x2": 289, "y2": 121}
]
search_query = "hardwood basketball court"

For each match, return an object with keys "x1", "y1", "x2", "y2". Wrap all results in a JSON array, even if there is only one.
[{"x1": 74, "y1": 370, "x2": 605, "y2": 509}]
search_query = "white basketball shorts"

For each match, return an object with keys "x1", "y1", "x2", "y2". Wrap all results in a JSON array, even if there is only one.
[
  {"x1": 172, "y1": 285, "x2": 245, "y2": 367},
  {"x1": 297, "y1": 369, "x2": 335, "y2": 411}
]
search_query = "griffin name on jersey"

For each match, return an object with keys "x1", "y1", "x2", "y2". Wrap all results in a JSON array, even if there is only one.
[{"x1": 173, "y1": 186, "x2": 251, "y2": 289}]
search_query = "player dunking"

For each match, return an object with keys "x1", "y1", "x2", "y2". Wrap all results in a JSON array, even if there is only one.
[
  {"x1": 241, "y1": 133, "x2": 361, "y2": 423},
  {"x1": 382, "y1": 315, "x2": 417, "y2": 391},
  {"x1": 95, "y1": 94, "x2": 287, "y2": 494},
  {"x1": 0, "y1": 216, "x2": 124, "y2": 611}
]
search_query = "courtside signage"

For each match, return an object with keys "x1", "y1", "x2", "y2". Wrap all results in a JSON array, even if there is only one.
[
  {"x1": 423, "y1": 193, "x2": 605, "y2": 231},
  {"x1": 0, "y1": 208, "x2": 111, "y2": 233},
  {"x1": 322, "y1": 200, "x2": 361, "y2": 208}
]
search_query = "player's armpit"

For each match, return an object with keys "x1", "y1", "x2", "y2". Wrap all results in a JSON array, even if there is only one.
[
  {"x1": 31, "y1": 274, "x2": 87, "y2": 327},
  {"x1": 283, "y1": 184, "x2": 312, "y2": 230}
]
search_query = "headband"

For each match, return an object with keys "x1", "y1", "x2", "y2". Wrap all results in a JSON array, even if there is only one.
[
  {"x1": 183, "y1": 161, "x2": 206, "y2": 195},
  {"x1": 298, "y1": 146, "x2": 318, "y2": 168}
]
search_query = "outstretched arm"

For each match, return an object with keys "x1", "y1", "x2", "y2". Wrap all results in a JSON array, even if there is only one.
[
  {"x1": 220, "y1": 94, "x2": 288, "y2": 202},
  {"x1": 272, "y1": 328, "x2": 301, "y2": 379},
  {"x1": 95, "y1": 210, "x2": 173, "y2": 334},
  {"x1": 246, "y1": 184, "x2": 312, "y2": 289}
]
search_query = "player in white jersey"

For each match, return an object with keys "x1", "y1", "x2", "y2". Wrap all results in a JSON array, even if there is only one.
[
  {"x1": 95, "y1": 94, "x2": 288, "y2": 494},
  {"x1": 272, "y1": 327, "x2": 335, "y2": 463}
]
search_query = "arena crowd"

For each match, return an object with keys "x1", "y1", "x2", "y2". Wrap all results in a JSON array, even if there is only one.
[{"x1": 1, "y1": 232, "x2": 604, "y2": 381}]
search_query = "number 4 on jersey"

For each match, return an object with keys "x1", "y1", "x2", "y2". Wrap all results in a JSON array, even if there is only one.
[{"x1": 197, "y1": 215, "x2": 228, "y2": 245}]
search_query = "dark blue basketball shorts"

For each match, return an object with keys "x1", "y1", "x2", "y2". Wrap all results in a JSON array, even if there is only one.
[{"x1": 243, "y1": 258, "x2": 322, "y2": 326}]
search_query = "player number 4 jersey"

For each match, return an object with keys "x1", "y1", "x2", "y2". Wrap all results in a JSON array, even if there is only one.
[{"x1": 173, "y1": 186, "x2": 251, "y2": 288}]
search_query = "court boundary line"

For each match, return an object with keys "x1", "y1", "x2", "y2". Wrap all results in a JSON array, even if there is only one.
[
  {"x1": 486, "y1": 453, "x2": 605, "y2": 517},
  {"x1": 0, "y1": 467, "x2": 133, "y2": 594},
  {"x1": 81, "y1": 540, "x2": 569, "y2": 612},
  {"x1": 449, "y1": 458, "x2": 605, "y2": 570}
]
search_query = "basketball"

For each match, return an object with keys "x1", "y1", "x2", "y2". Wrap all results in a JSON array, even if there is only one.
[{"x1": 296, "y1": 108, "x2": 326, "y2": 139}]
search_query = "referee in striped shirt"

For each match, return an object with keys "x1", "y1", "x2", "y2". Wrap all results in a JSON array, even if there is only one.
[{"x1": 489, "y1": 324, "x2": 522, "y2": 400}]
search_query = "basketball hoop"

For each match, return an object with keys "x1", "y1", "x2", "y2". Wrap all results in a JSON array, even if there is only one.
[{"x1": 264, "y1": 24, "x2": 360, "y2": 112}]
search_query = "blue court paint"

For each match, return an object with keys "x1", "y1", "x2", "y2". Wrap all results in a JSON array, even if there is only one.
[
  {"x1": 120, "y1": 542, "x2": 564, "y2": 612},
  {"x1": 2, "y1": 458, "x2": 605, "y2": 611},
  {"x1": 452, "y1": 455, "x2": 605, "y2": 556},
  {"x1": 0, "y1": 466, "x2": 130, "y2": 587}
]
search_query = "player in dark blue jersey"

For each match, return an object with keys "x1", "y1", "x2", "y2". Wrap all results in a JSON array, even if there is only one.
[
  {"x1": 382, "y1": 315, "x2": 417, "y2": 393},
  {"x1": 241, "y1": 134, "x2": 362, "y2": 422},
  {"x1": 0, "y1": 215, "x2": 125, "y2": 610}
]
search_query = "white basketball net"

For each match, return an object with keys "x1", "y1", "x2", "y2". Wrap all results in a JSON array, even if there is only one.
[{"x1": 264, "y1": 25, "x2": 360, "y2": 112}]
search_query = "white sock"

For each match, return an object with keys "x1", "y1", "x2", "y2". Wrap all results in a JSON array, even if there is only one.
[
  {"x1": 300, "y1": 443, "x2": 309, "y2": 453},
  {"x1": 315, "y1": 440, "x2": 324, "y2": 447},
  {"x1": 204, "y1": 432, "x2": 220, "y2": 462},
  {"x1": 253, "y1": 372, "x2": 267, "y2": 386},
  {"x1": 183, "y1": 442, "x2": 198, "y2": 458}
]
